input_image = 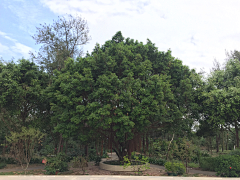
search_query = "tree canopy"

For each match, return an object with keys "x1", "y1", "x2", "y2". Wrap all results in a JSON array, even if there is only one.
[{"x1": 47, "y1": 31, "x2": 198, "y2": 160}]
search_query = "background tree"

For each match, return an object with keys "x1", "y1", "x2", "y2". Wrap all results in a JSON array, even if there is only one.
[
  {"x1": 200, "y1": 58, "x2": 240, "y2": 149},
  {"x1": 0, "y1": 59, "x2": 49, "y2": 133},
  {"x1": 30, "y1": 14, "x2": 91, "y2": 75},
  {"x1": 225, "y1": 49, "x2": 240, "y2": 63}
]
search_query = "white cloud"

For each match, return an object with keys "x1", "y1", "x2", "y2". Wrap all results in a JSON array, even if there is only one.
[
  {"x1": 0, "y1": 31, "x2": 34, "y2": 59},
  {"x1": 9, "y1": 0, "x2": 240, "y2": 75},
  {"x1": 11, "y1": 43, "x2": 33, "y2": 58},
  {"x1": 0, "y1": 31, "x2": 17, "y2": 42},
  {"x1": 0, "y1": 43, "x2": 10, "y2": 53},
  {"x1": 3, "y1": 0, "x2": 47, "y2": 35}
]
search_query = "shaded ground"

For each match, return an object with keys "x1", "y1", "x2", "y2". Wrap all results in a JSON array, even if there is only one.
[{"x1": 0, "y1": 153, "x2": 218, "y2": 177}]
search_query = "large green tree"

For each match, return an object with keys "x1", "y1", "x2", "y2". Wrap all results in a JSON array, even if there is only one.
[{"x1": 48, "y1": 31, "x2": 198, "y2": 161}]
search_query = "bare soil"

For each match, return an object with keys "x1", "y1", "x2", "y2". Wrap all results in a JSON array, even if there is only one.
[
  {"x1": 3, "y1": 164, "x2": 43, "y2": 170},
  {"x1": 67, "y1": 162, "x2": 165, "y2": 176}
]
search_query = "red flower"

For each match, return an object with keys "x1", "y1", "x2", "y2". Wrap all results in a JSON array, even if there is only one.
[{"x1": 230, "y1": 167, "x2": 232, "y2": 169}]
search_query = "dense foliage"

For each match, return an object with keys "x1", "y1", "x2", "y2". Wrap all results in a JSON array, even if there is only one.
[{"x1": 1, "y1": 29, "x2": 240, "y2": 177}]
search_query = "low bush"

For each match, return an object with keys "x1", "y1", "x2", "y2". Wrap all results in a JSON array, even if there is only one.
[
  {"x1": 228, "y1": 149, "x2": 240, "y2": 156},
  {"x1": 215, "y1": 155, "x2": 240, "y2": 177},
  {"x1": 201, "y1": 152, "x2": 210, "y2": 157},
  {"x1": 148, "y1": 157, "x2": 166, "y2": 166},
  {"x1": 164, "y1": 161, "x2": 185, "y2": 175},
  {"x1": 0, "y1": 157, "x2": 17, "y2": 164},
  {"x1": 88, "y1": 152, "x2": 108, "y2": 162},
  {"x1": 94, "y1": 156, "x2": 102, "y2": 166},
  {"x1": 30, "y1": 157, "x2": 42, "y2": 164},
  {"x1": 200, "y1": 154, "x2": 240, "y2": 177},
  {"x1": 190, "y1": 155, "x2": 198, "y2": 163},
  {"x1": 188, "y1": 162, "x2": 199, "y2": 168},
  {"x1": 0, "y1": 162, "x2": 6, "y2": 169},
  {"x1": 103, "y1": 160, "x2": 145, "y2": 166},
  {"x1": 199, "y1": 157, "x2": 217, "y2": 171},
  {"x1": 70, "y1": 155, "x2": 88, "y2": 174},
  {"x1": 103, "y1": 160, "x2": 123, "y2": 165},
  {"x1": 44, "y1": 152, "x2": 69, "y2": 175}
]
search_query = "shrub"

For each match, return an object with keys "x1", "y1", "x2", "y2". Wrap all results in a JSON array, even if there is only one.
[
  {"x1": 148, "y1": 157, "x2": 166, "y2": 166},
  {"x1": 200, "y1": 154, "x2": 240, "y2": 177},
  {"x1": 94, "y1": 156, "x2": 102, "y2": 166},
  {"x1": 121, "y1": 154, "x2": 150, "y2": 175},
  {"x1": 70, "y1": 155, "x2": 88, "y2": 174},
  {"x1": 164, "y1": 161, "x2": 185, "y2": 175},
  {"x1": 156, "y1": 158, "x2": 167, "y2": 166},
  {"x1": 199, "y1": 157, "x2": 217, "y2": 171},
  {"x1": 0, "y1": 157, "x2": 17, "y2": 164},
  {"x1": 6, "y1": 127, "x2": 45, "y2": 172},
  {"x1": 101, "y1": 152, "x2": 109, "y2": 158},
  {"x1": 88, "y1": 152, "x2": 108, "y2": 162},
  {"x1": 39, "y1": 144, "x2": 55, "y2": 157},
  {"x1": 201, "y1": 152, "x2": 210, "y2": 157},
  {"x1": 30, "y1": 157, "x2": 42, "y2": 164},
  {"x1": 131, "y1": 152, "x2": 148, "y2": 161},
  {"x1": 191, "y1": 155, "x2": 198, "y2": 163},
  {"x1": 44, "y1": 152, "x2": 69, "y2": 175},
  {"x1": 228, "y1": 149, "x2": 240, "y2": 156},
  {"x1": 188, "y1": 162, "x2": 199, "y2": 168},
  {"x1": 88, "y1": 154, "x2": 97, "y2": 162},
  {"x1": 215, "y1": 155, "x2": 240, "y2": 177},
  {"x1": 0, "y1": 162, "x2": 6, "y2": 169}
]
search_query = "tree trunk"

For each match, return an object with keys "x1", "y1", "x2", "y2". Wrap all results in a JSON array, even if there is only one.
[
  {"x1": 222, "y1": 127, "x2": 224, "y2": 152},
  {"x1": 54, "y1": 143, "x2": 58, "y2": 154},
  {"x1": 216, "y1": 134, "x2": 219, "y2": 153},
  {"x1": 57, "y1": 133, "x2": 62, "y2": 154},
  {"x1": 146, "y1": 134, "x2": 149, "y2": 154},
  {"x1": 100, "y1": 139, "x2": 103, "y2": 156},
  {"x1": 85, "y1": 145, "x2": 88, "y2": 157},
  {"x1": 210, "y1": 137, "x2": 212, "y2": 155},
  {"x1": 235, "y1": 120, "x2": 239, "y2": 147},
  {"x1": 142, "y1": 135, "x2": 145, "y2": 155},
  {"x1": 61, "y1": 139, "x2": 65, "y2": 152},
  {"x1": 95, "y1": 140, "x2": 99, "y2": 156},
  {"x1": 2, "y1": 146, "x2": 6, "y2": 156},
  {"x1": 186, "y1": 158, "x2": 188, "y2": 174},
  {"x1": 226, "y1": 133, "x2": 228, "y2": 151},
  {"x1": 65, "y1": 140, "x2": 68, "y2": 154},
  {"x1": 166, "y1": 134, "x2": 174, "y2": 161}
]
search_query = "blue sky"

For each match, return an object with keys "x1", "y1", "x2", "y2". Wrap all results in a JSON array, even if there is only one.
[{"x1": 1, "y1": 0, "x2": 240, "y2": 76}]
